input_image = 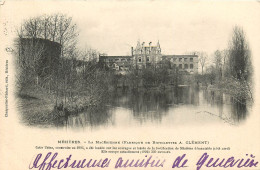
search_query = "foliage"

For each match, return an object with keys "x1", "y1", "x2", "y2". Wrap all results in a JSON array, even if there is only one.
[
  {"x1": 195, "y1": 26, "x2": 253, "y2": 102},
  {"x1": 227, "y1": 26, "x2": 252, "y2": 81}
]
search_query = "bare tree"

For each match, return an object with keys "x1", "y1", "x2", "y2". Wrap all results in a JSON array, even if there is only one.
[
  {"x1": 17, "y1": 13, "x2": 78, "y2": 55},
  {"x1": 220, "y1": 49, "x2": 229, "y2": 78},
  {"x1": 16, "y1": 14, "x2": 79, "y2": 105},
  {"x1": 40, "y1": 14, "x2": 51, "y2": 40},
  {"x1": 23, "y1": 17, "x2": 43, "y2": 38},
  {"x1": 196, "y1": 52, "x2": 208, "y2": 75},
  {"x1": 48, "y1": 14, "x2": 59, "y2": 42},
  {"x1": 15, "y1": 39, "x2": 45, "y2": 91},
  {"x1": 187, "y1": 51, "x2": 208, "y2": 75}
]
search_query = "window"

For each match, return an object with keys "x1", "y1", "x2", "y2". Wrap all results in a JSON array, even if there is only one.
[
  {"x1": 147, "y1": 57, "x2": 150, "y2": 62},
  {"x1": 127, "y1": 58, "x2": 131, "y2": 61},
  {"x1": 115, "y1": 58, "x2": 119, "y2": 61},
  {"x1": 190, "y1": 58, "x2": 193, "y2": 62},
  {"x1": 121, "y1": 58, "x2": 126, "y2": 62},
  {"x1": 179, "y1": 64, "x2": 182, "y2": 69},
  {"x1": 173, "y1": 58, "x2": 177, "y2": 62},
  {"x1": 179, "y1": 58, "x2": 182, "y2": 62},
  {"x1": 184, "y1": 64, "x2": 188, "y2": 69},
  {"x1": 138, "y1": 57, "x2": 142, "y2": 62},
  {"x1": 173, "y1": 64, "x2": 176, "y2": 68},
  {"x1": 190, "y1": 64, "x2": 193, "y2": 69},
  {"x1": 184, "y1": 58, "x2": 188, "y2": 62},
  {"x1": 109, "y1": 59, "x2": 113, "y2": 62}
]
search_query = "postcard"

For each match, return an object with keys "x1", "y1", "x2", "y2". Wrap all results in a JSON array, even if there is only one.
[{"x1": 0, "y1": 0, "x2": 259, "y2": 169}]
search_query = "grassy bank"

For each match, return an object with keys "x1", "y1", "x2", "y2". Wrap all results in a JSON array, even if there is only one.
[
  {"x1": 18, "y1": 87, "x2": 58, "y2": 127},
  {"x1": 17, "y1": 85, "x2": 107, "y2": 127}
]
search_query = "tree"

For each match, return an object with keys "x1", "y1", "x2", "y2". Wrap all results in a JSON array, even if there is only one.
[
  {"x1": 228, "y1": 26, "x2": 252, "y2": 81},
  {"x1": 198, "y1": 52, "x2": 208, "y2": 75},
  {"x1": 205, "y1": 65, "x2": 216, "y2": 85},
  {"x1": 23, "y1": 16, "x2": 42, "y2": 39},
  {"x1": 16, "y1": 14, "x2": 79, "y2": 106},
  {"x1": 213, "y1": 50, "x2": 223, "y2": 81},
  {"x1": 15, "y1": 39, "x2": 45, "y2": 92},
  {"x1": 17, "y1": 14, "x2": 78, "y2": 59},
  {"x1": 187, "y1": 51, "x2": 208, "y2": 75}
]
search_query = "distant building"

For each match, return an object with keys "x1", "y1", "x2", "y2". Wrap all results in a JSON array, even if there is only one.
[
  {"x1": 99, "y1": 55, "x2": 133, "y2": 74},
  {"x1": 131, "y1": 41, "x2": 162, "y2": 69},
  {"x1": 162, "y1": 55, "x2": 198, "y2": 74},
  {"x1": 99, "y1": 40, "x2": 198, "y2": 74}
]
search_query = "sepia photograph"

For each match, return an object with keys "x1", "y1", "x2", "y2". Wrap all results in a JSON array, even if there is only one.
[
  {"x1": 0, "y1": 1, "x2": 260, "y2": 169},
  {"x1": 11, "y1": 2, "x2": 254, "y2": 130}
]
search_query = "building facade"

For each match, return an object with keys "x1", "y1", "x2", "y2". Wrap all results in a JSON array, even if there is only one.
[
  {"x1": 99, "y1": 40, "x2": 198, "y2": 74},
  {"x1": 99, "y1": 55, "x2": 133, "y2": 73},
  {"x1": 131, "y1": 41, "x2": 162, "y2": 69},
  {"x1": 162, "y1": 55, "x2": 198, "y2": 74}
]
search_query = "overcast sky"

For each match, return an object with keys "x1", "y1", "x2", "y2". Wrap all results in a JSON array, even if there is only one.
[{"x1": 2, "y1": 0, "x2": 260, "y2": 57}]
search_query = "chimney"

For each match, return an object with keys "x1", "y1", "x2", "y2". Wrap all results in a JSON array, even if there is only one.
[
  {"x1": 141, "y1": 42, "x2": 145, "y2": 54},
  {"x1": 131, "y1": 47, "x2": 134, "y2": 56},
  {"x1": 149, "y1": 42, "x2": 152, "y2": 52}
]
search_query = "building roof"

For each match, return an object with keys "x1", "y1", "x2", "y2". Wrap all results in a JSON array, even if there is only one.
[
  {"x1": 100, "y1": 55, "x2": 133, "y2": 59},
  {"x1": 19, "y1": 37, "x2": 61, "y2": 47}
]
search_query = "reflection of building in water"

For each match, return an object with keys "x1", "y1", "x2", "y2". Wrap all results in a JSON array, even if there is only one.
[
  {"x1": 109, "y1": 88, "x2": 200, "y2": 123},
  {"x1": 175, "y1": 87, "x2": 199, "y2": 105},
  {"x1": 190, "y1": 87, "x2": 200, "y2": 105},
  {"x1": 99, "y1": 40, "x2": 198, "y2": 74},
  {"x1": 61, "y1": 87, "x2": 249, "y2": 129},
  {"x1": 130, "y1": 90, "x2": 170, "y2": 123}
]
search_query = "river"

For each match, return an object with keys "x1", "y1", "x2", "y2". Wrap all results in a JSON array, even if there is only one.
[{"x1": 62, "y1": 86, "x2": 250, "y2": 130}]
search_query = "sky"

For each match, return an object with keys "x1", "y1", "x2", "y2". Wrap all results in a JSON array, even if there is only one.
[{"x1": 1, "y1": 0, "x2": 260, "y2": 58}]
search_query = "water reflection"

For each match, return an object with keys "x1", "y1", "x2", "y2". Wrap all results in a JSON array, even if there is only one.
[
  {"x1": 64, "y1": 106, "x2": 113, "y2": 130},
  {"x1": 61, "y1": 87, "x2": 250, "y2": 130}
]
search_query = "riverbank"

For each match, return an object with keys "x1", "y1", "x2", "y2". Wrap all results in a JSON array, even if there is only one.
[
  {"x1": 18, "y1": 87, "x2": 57, "y2": 127},
  {"x1": 203, "y1": 78, "x2": 253, "y2": 105},
  {"x1": 18, "y1": 76, "x2": 252, "y2": 127},
  {"x1": 17, "y1": 83, "x2": 182, "y2": 127},
  {"x1": 17, "y1": 86, "x2": 107, "y2": 127}
]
